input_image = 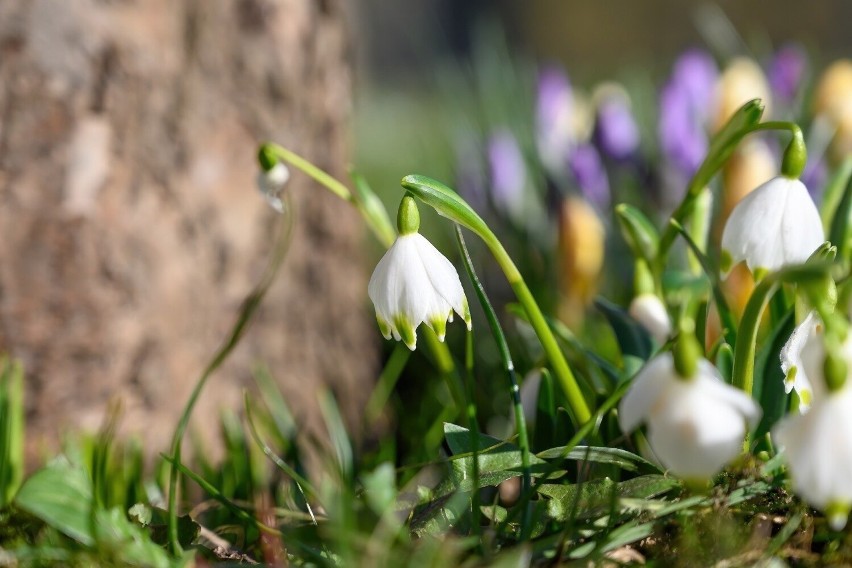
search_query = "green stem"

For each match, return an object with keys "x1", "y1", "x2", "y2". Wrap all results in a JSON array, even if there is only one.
[
  {"x1": 262, "y1": 143, "x2": 353, "y2": 203},
  {"x1": 261, "y1": 145, "x2": 462, "y2": 408},
  {"x1": 463, "y1": 328, "x2": 481, "y2": 540},
  {"x1": 166, "y1": 196, "x2": 294, "y2": 555},
  {"x1": 366, "y1": 344, "x2": 411, "y2": 424},
  {"x1": 455, "y1": 226, "x2": 532, "y2": 539},
  {"x1": 732, "y1": 276, "x2": 779, "y2": 398}
]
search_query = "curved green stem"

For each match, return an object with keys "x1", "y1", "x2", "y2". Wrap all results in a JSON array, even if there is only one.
[
  {"x1": 403, "y1": 174, "x2": 591, "y2": 425},
  {"x1": 167, "y1": 196, "x2": 295, "y2": 555},
  {"x1": 259, "y1": 143, "x2": 461, "y2": 408},
  {"x1": 455, "y1": 226, "x2": 532, "y2": 539},
  {"x1": 261, "y1": 143, "x2": 396, "y2": 248}
]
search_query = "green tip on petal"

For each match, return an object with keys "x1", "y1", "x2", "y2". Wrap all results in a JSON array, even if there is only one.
[
  {"x1": 799, "y1": 389, "x2": 812, "y2": 407},
  {"x1": 785, "y1": 366, "x2": 798, "y2": 387},
  {"x1": 753, "y1": 267, "x2": 769, "y2": 282},
  {"x1": 681, "y1": 477, "x2": 711, "y2": 493},
  {"x1": 462, "y1": 299, "x2": 472, "y2": 330},
  {"x1": 719, "y1": 249, "x2": 733, "y2": 277},
  {"x1": 826, "y1": 501, "x2": 850, "y2": 531},
  {"x1": 429, "y1": 315, "x2": 448, "y2": 342},
  {"x1": 394, "y1": 314, "x2": 417, "y2": 351},
  {"x1": 376, "y1": 316, "x2": 393, "y2": 340}
]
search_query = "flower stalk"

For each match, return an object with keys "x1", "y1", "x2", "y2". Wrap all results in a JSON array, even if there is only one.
[
  {"x1": 402, "y1": 174, "x2": 592, "y2": 425},
  {"x1": 455, "y1": 226, "x2": 533, "y2": 538}
]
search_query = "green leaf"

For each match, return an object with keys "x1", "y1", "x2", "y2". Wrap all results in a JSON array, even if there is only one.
[
  {"x1": 93, "y1": 508, "x2": 172, "y2": 568},
  {"x1": 535, "y1": 445, "x2": 661, "y2": 473},
  {"x1": 15, "y1": 458, "x2": 95, "y2": 546},
  {"x1": 821, "y1": 156, "x2": 852, "y2": 233},
  {"x1": 537, "y1": 475, "x2": 678, "y2": 522},
  {"x1": 361, "y1": 462, "x2": 397, "y2": 515},
  {"x1": 594, "y1": 297, "x2": 652, "y2": 362},
  {"x1": 442, "y1": 424, "x2": 559, "y2": 492},
  {"x1": 533, "y1": 370, "x2": 557, "y2": 452},
  {"x1": 829, "y1": 164, "x2": 852, "y2": 264},
  {"x1": 616, "y1": 204, "x2": 660, "y2": 264},
  {"x1": 401, "y1": 174, "x2": 492, "y2": 240},
  {"x1": 752, "y1": 310, "x2": 795, "y2": 449},
  {"x1": 0, "y1": 357, "x2": 24, "y2": 506}
]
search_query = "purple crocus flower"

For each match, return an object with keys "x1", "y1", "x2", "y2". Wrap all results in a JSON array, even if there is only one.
[
  {"x1": 658, "y1": 49, "x2": 719, "y2": 178},
  {"x1": 768, "y1": 44, "x2": 808, "y2": 104},
  {"x1": 536, "y1": 65, "x2": 575, "y2": 177},
  {"x1": 488, "y1": 129, "x2": 527, "y2": 215},
  {"x1": 670, "y1": 49, "x2": 719, "y2": 116},
  {"x1": 594, "y1": 92, "x2": 640, "y2": 161},
  {"x1": 569, "y1": 143, "x2": 610, "y2": 209}
]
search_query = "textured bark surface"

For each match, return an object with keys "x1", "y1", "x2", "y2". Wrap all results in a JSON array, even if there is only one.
[{"x1": 0, "y1": 0, "x2": 375, "y2": 457}]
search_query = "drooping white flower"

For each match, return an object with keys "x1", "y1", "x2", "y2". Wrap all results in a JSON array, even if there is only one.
[
  {"x1": 629, "y1": 293, "x2": 671, "y2": 345},
  {"x1": 619, "y1": 353, "x2": 761, "y2": 480},
  {"x1": 368, "y1": 232, "x2": 471, "y2": 351},
  {"x1": 773, "y1": 383, "x2": 852, "y2": 530},
  {"x1": 721, "y1": 176, "x2": 823, "y2": 276},
  {"x1": 256, "y1": 163, "x2": 290, "y2": 213}
]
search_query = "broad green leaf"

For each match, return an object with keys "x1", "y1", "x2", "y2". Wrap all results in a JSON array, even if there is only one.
[
  {"x1": 537, "y1": 475, "x2": 678, "y2": 522},
  {"x1": 443, "y1": 423, "x2": 557, "y2": 491},
  {"x1": 752, "y1": 311, "x2": 795, "y2": 449},
  {"x1": 15, "y1": 458, "x2": 95, "y2": 546}
]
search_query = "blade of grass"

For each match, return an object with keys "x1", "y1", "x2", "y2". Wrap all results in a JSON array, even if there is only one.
[{"x1": 166, "y1": 194, "x2": 294, "y2": 555}]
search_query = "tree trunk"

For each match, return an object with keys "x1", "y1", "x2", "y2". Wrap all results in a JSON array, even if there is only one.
[{"x1": 0, "y1": 0, "x2": 375, "y2": 457}]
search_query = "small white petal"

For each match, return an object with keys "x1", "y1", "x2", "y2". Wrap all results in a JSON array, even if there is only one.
[
  {"x1": 721, "y1": 176, "x2": 824, "y2": 276},
  {"x1": 618, "y1": 354, "x2": 678, "y2": 433}
]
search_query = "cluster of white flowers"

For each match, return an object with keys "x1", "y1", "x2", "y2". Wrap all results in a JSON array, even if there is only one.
[{"x1": 366, "y1": 171, "x2": 852, "y2": 529}]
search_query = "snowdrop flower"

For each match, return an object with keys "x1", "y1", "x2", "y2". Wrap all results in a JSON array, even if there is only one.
[
  {"x1": 256, "y1": 162, "x2": 290, "y2": 213},
  {"x1": 629, "y1": 294, "x2": 671, "y2": 345},
  {"x1": 619, "y1": 352, "x2": 761, "y2": 480},
  {"x1": 720, "y1": 176, "x2": 824, "y2": 277},
  {"x1": 780, "y1": 311, "x2": 826, "y2": 411},
  {"x1": 368, "y1": 195, "x2": 471, "y2": 350},
  {"x1": 773, "y1": 381, "x2": 852, "y2": 530}
]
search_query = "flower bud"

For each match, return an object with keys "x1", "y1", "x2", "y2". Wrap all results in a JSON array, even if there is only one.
[
  {"x1": 628, "y1": 293, "x2": 671, "y2": 345},
  {"x1": 558, "y1": 196, "x2": 605, "y2": 326}
]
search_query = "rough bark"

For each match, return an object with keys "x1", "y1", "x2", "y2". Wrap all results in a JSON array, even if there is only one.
[{"x1": 0, "y1": 0, "x2": 375, "y2": 457}]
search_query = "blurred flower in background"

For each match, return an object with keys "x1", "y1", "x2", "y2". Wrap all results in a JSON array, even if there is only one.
[{"x1": 593, "y1": 84, "x2": 640, "y2": 162}]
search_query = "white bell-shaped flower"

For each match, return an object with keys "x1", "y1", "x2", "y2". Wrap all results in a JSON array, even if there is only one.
[
  {"x1": 368, "y1": 196, "x2": 471, "y2": 350},
  {"x1": 619, "y1": 353, "x2": 761, "y2": 480},
  {"x1": 721, "y1": 176, "x2": 823, "y2": 277},
  {"x1": 629, "y1": 293, "x2": 672, "y2": 345},
  {"x1": 256, "y1": 163, "x2": 290, "y2": 213},
  {"x1": 773, "y1": 383, "x2": 852, "y2": 530}
]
